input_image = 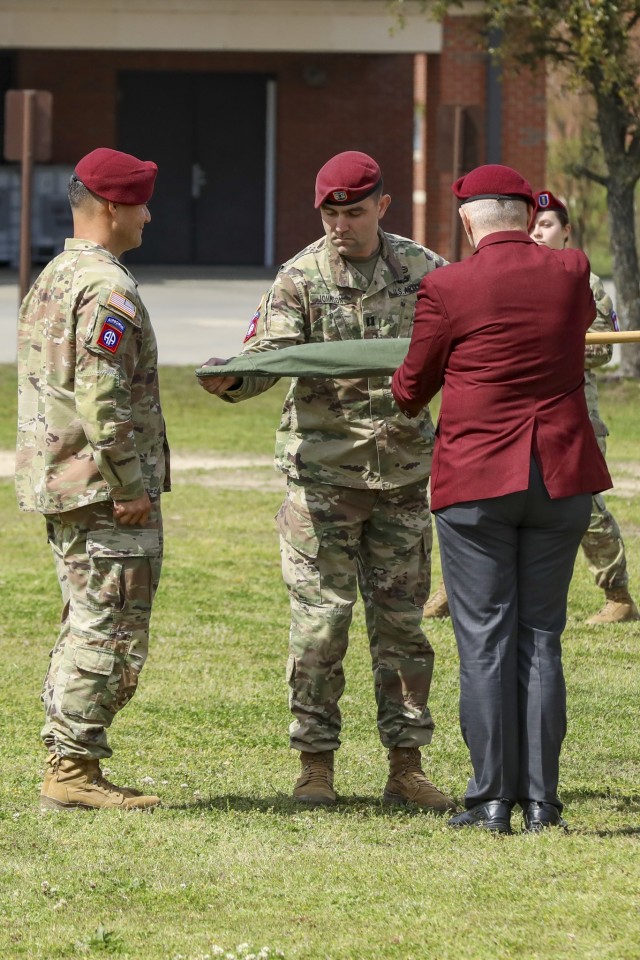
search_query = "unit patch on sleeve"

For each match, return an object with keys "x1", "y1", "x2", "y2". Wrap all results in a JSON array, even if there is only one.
[
  {"x1": 97, "y1": 315, "x2": 126, "y2": 354},
  {"x1": 107, "y1": 290, "x2": 137, "y2": 320}
]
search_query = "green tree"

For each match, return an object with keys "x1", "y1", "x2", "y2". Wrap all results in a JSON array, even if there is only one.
[
  {"x1": 546, "y1": 71, "x2": 611, "y2": 272},
  {"x1": 397, "y1": 0, "x2": 640, "y2": 374}
]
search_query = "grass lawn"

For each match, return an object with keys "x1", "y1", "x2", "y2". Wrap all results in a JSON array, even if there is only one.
[{"x1": 0, "y1": 364, "x2": 638, "y2": 960}]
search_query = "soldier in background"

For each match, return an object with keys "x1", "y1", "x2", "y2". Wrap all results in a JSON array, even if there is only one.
[
  {"x1": 200, "y1": 151, "x2": 455, "y2": 811},
  {"x1": 425, "y1": 189, "x2": 639, "y2": 626},
  {"x1": 530, "y1": 190, "x2": 639, "y2": 624},
  {"x1": 16, "y1": 147, "x2": 170, "y2": 810}
]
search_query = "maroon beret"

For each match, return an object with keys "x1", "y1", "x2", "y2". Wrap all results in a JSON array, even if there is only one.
[
  {"x1": 533, "y1": 190, "x2": 567, "y2": 216},
  {"x1": 453, "y1": 164, "x2": 534, "y2": 206},
  {"x1": 314, "y1": 151, "x2": 383, "y2": 208},
  {"x1": 74, "y1": 147, "x2": 158, "y2": 204}
]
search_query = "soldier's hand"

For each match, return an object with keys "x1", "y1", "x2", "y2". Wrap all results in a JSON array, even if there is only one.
[
  {"x1": 197, "y1": 357, "x2": 241, "y2": 395},
  {"x1": 113, "y1": 492, "x2": 153, "y2": 526}
]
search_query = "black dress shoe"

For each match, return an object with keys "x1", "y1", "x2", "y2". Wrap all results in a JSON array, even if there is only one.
[
  {"x1": 448, "y1": 799, "x2": 514, "y2": 835},
  {"x1": 521, "y1": 801, "x2": 568, "y2": 833}
]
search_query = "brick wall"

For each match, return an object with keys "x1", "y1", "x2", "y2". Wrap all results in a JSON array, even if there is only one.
[
  {"x1": 424, "y1": 16, "x2": 546, "y2": 260},
  {"x1": 15, "y1": 49, "x2": 415, "y2": 263},
  {"x1": 12, "y1": 19, "x2": 546, "y2": 266}
]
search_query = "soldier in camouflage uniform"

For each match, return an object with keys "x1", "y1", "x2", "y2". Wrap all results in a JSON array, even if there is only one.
[
  {"x1": 531, "y1": 191, "x2": 638, "y2": 624},
  {"x1": 16, "y1": 148, "x2": 170, "y2": 811},
  {"x1": 425, "y1": 190, "x2": 639, "y2": 625},
  {"x1": 200, "y1": 151, "x2": 455, "y2": 810}
]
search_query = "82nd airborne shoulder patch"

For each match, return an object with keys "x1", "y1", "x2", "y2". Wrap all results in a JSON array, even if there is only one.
[{"x1": 97, "y1": 315, "x2": 126, "y2": 354}]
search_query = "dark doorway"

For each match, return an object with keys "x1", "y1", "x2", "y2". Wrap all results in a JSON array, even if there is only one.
[
  {"x1": 0, "y1": 52, "x2": 16, "y2": 145},
  {"x1": 117, "y1": 71, "x2": 272, "y2": 265}
]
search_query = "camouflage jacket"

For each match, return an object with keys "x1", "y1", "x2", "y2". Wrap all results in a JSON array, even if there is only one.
[
  {"x1": 584, "y1": 272, "x2": 615, "y2": 442},
  {"x1": 16, "y1": 239, "x2": 170, "y2": 514},
  {"x1": 224, "y1": 229, "x2": 447, "y2": 489}
]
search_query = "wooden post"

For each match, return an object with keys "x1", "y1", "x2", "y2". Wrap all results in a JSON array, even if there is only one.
[
  {"x1": 18, "y1": 90, "x2": 36, "y2": 305},
  {"x1": 4, "y1": 89, "x2": 53, "y2": 306},
  {"x1": 449, "y1": 105, "x2": 465, "y2": 262}
]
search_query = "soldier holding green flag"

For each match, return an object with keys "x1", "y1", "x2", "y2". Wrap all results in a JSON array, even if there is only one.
[{"x1": 200, "y1": 151, "x2": 454, "y2": 811}]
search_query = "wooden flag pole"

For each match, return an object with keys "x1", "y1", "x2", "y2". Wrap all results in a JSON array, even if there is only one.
[{"x1": 585, "y1": 330, "x2": 640, "y2": 344}]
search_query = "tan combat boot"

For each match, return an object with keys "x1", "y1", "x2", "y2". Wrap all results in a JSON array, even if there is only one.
[
  {"x1": 41, "y1": 753, "x2": 144, "y2": 799},
  {"x1": 423, "y1": 582, "x2": 450, "y2": 619},
  {"x1": 40, "y1": 755, "x2": 161, "y2": 811},
  {"x1": 292, "y1": 751, "x2": 336, "y2": 806},
  {"x1": 586, "y1": 588, "x2": 640, "y2": 625},
  {"x1": 383, "y1": 747, "x2": 456, "y2": 812}
]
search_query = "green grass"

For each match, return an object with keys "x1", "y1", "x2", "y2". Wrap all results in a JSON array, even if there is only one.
[
  {"x1": 0, "y1": 363, "x2": 639, "y2": 960},
  {"x1": 1, "y1": 364, "x2": 288, "y2": 455}
]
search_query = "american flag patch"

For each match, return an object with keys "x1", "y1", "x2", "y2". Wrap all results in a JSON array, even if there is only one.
[{"x1": 107, "y1": 290, "x2": 136, "y2": 319}]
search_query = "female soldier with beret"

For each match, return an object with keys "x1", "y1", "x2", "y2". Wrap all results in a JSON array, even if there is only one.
[{"x1": 530, "y1": 191, "x2": 639, "y2": 625}]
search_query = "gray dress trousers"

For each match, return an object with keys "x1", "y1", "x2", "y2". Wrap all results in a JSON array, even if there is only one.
[{"x1": 435, "y1": 458, "x2": 591, "y2": 809}]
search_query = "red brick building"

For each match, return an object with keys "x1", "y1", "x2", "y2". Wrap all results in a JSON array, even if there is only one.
[{"x1": 0, "y1": 1, "x2": 546, "y2": 267}]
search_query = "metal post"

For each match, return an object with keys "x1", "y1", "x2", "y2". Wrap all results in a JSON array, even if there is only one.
[{"x1": 18, "y1": 89, "x2": 36, "y2": 305}]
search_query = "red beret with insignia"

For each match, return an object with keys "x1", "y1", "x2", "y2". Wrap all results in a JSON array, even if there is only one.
[
  {"x1": 533, "y1": 190, "x2": 568, "y2": 216},
  {"x1": 314, "y1": 151, "x2": 383, "y2": 208},
  {"x1": 453, "y1": 164, "x2": 534, "y2": 206},
  {"x1": 74, "y1": 147, "x2": 158, "y2": 204}
]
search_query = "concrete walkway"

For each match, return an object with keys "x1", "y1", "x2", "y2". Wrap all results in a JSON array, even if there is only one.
[
  {"x1": 0, "y1": 265, "x2": 276, "y2": 365},
  {"x1": 0, "y1": 266, "x2": 621, "y2": 366}
]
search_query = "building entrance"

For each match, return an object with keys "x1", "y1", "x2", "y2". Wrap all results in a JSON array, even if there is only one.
[{"x1": 117, "y1": 71, "x2": 274, "y2": 265}]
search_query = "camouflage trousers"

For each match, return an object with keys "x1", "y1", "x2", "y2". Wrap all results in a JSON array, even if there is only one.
[
  {"x1": 580, "y1": 494, "x2": 628, "y2": 591},
  {"x1": 276, "y1": 478, "x2": 435, "y2": 753},
  {"x1": 580, "y1": 435, "x2": 628, "y2": 590},
  {"x1": 41, "y1": 499, "x2": 163, "y2": 759}
]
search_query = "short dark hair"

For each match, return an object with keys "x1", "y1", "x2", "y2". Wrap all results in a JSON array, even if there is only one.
[
  {"x1": 543, "y1": 205, "x2": 570, "y2": 228},
  {"x1": 68, "y1": 174, "x2": 93, "y2": 208}
]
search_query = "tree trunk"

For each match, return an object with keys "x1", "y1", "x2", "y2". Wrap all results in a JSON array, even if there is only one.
[
  {"x1": 604, "y1": 177, "x2": 640, "y2": 375},
  {"x1": 595, "y1": 91, "x2": 640, "y2": 376}
]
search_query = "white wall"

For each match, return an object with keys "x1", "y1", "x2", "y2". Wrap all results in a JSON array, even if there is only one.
[{"x1": 0, "y1": 0, "x2": 443, "y2": 52}]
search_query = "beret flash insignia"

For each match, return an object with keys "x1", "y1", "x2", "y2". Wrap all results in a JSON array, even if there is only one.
[{"x1": 244, "y1": 308, "x2": 260, "y2": 343}]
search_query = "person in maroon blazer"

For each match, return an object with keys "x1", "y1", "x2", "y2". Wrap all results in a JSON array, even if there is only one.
[{"x1": 392, "y1": 164, "x2": 612, "y2": 835}]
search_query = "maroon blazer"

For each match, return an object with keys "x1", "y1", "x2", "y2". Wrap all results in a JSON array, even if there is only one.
[{"x1": 391, "y1": 231, "x2": 612, "y2": 511}]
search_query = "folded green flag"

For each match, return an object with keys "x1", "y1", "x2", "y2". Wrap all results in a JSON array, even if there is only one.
[{"x1": 196, "y1": 338, "x2": 411, "y2": 379}]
